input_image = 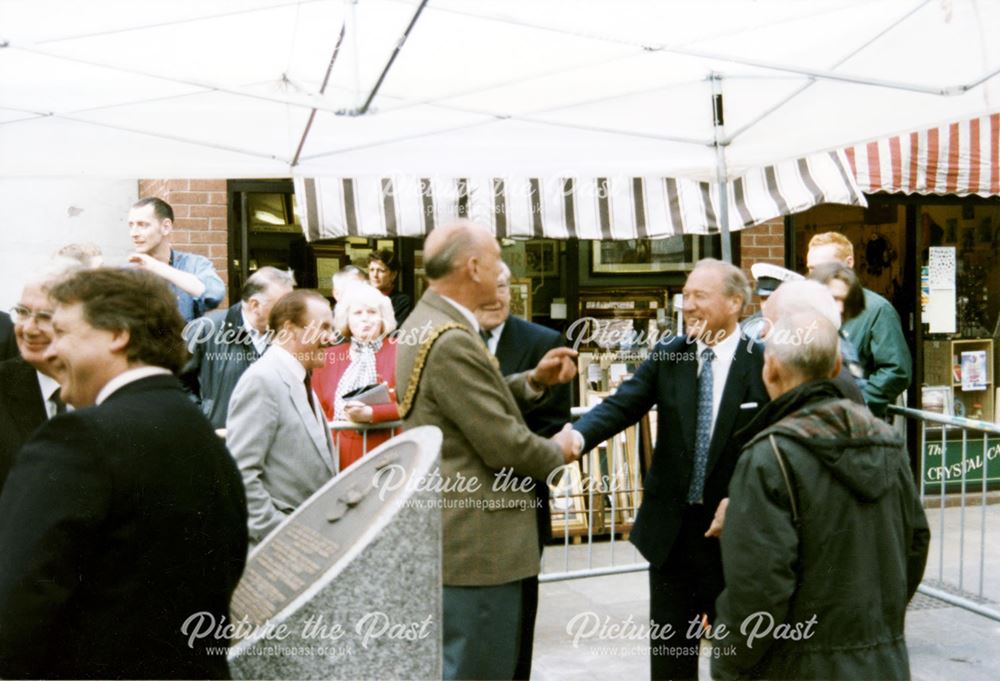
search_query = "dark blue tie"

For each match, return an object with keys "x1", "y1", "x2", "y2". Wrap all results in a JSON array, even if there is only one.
[{"x1": 687, "y1": 347, "x2": 715, "y2": 503}]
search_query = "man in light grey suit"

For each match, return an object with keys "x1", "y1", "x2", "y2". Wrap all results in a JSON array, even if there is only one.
[{"x1": 227, "y1": 289, "x2": 337, "y2": 544}]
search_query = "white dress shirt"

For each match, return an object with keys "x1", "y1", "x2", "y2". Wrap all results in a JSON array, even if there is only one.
[{"x1": 439, "y1": 294, "x2": 481, "y2": 333}]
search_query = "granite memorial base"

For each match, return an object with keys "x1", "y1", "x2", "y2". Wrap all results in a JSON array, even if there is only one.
[{"x1": 226, "y1": 426, "x2": 442, "y2": 680}]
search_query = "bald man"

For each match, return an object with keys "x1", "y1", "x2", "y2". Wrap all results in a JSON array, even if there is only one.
[{"x1": 395, "y1": 221, "x2": 580, "y2": 680}]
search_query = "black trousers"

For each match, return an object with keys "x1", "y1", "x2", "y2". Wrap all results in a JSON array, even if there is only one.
[
  {"x1": 512, "y1": 576, "x2": 539, "y2": 680},
  {"x1": 648, "y1": 504, "x2": 725, "y2": 681}
]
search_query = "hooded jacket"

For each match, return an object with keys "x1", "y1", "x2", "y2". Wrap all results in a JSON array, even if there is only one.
[{"x1": 712, "y1": 380, "x2": 930, "y2": 681}]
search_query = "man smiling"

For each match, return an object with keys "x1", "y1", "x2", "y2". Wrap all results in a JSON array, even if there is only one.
[
  {"x1": 571, "y1": 258, "x2": 770, "y2": 680},
  {"x1": 0, "y1": 268, "x2": 248, "y2": 679}
]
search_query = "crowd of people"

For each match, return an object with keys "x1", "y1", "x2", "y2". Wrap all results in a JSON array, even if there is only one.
[{"x1": 0, "y1": 199, "x2": 928, "y2": 681}]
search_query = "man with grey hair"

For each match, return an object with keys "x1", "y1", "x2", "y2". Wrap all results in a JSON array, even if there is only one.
[
  {"x1": 761, "y1": 280, "x2": 865, "y2": 405},
  {"x1": 572, "y1": 257, "x2": 770, "y2": 680},
  {"x1": 182, "y1": 266, "x2": 295, "y2": 428},
  {"x1": 0, "y1": 258, "x2": 82, "y2": 492},
  {"x1": 713, "y1": 311, "x2": 928, "y2": 680},
  {"x1": 395, "y1": 220, "x2": 581, "y2": 680}
]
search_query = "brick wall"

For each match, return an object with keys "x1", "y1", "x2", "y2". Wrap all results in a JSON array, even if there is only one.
[
  {"x1": 739, "y1": 217, "x2": 786, "y2": 315},
  {"x1": 137, "y1": 179, "x2": 229, "y2": 305}
]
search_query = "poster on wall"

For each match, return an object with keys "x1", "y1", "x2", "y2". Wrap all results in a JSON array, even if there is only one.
[
  {"x1": 961, "y1": 351, "x2": 988, "y2": 391},
  {"x1": 926, "y1": 246, "x2": 956, "y2": 334}
]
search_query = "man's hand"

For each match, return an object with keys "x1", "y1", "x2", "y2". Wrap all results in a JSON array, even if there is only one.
[
  {"x1": 129, "y1": 252, "x2": 207, "y2": 297},
  {"x1": 128, "y1": 253, "x2": 167, "y2": 275},
  {"x1": 344, "y1": 401, "x2": 374, "y2": 423},
  {"x1": 530, "y1": 347, "x2": 578, "y2": 389},
  {"x1": 704, "y1": 497, "x2": 729, "y2": 538},
  {"x1": 551, "y1": 423, "x2": 583, "y2": 464}
]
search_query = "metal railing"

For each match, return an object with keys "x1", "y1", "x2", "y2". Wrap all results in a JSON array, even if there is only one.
[
  {"x1": 889, "y1": 404, "x2": 1000, "y2": 621},
  {"x1": 539, "y1": 406, "x2": 648, "y2": 582},
  {"x1": 331, "y1": 405, "x2": 1000, "y2": 622},
  {"x1": 327, "y1": 409, "x2": 648, "y2": 582}
]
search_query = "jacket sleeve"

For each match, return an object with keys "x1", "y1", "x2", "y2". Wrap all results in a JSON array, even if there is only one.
[
  {"x1": 225, "y1": 372, "x2": 284, "y2": 543},
  {"x1": 861, "y1": 305, "x2": 912, "y2": 411},
  {"x1": 0, "y1": 415, "x2": 111, "y2": 677},
  {"x1": 572, "y1": 351, "x2": 659, "y2": 451},
  {"x1": 190, "y1": 256, "x2": 226, "y2": 315},
  {"x1": 712, "y1": 440, "x2": 800, "y2": 680},
  {"x1": 512, "y1": 332, "x2": 574, "y2": 438},
  {"x1": 370, "y1": 401, "x2": 400, "y2": 422},
  {"x1": 429, "y1": 333, "x2": 565, "y2": 481}
]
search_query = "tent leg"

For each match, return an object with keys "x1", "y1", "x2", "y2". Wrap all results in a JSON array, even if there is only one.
[{"x1": 711, "y1": 73, "x2": 732, "y2": 263}]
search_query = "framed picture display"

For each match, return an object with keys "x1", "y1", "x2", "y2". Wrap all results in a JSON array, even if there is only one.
[
  {"x1": 509, "y1": 278, "x2": 532, "y2": 319},
  {"x1": 523, "y1": 240, "x2": 559, "y2": 277},
  {"x1": 591, "y1": 235, "x2": 699, "y2": 274}
]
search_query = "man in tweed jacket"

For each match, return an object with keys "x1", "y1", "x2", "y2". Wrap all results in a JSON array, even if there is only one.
[{"x1": 396, "y1": 221, "x2": 580, "y2": 680}]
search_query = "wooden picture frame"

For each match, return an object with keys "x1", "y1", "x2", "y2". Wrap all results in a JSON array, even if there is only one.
[
  {"x1": 591, "y1": 236, "x2": 699, "y2": 274},
  {"x1": 310, "y1": 243, "x2": 349, "y2": 297},
  {"x1": 524, "y1": 240, "x2": 559, "y2": 277},
  {"x1": 509, "y1": 277, "x2": 532, "y2": 320}
]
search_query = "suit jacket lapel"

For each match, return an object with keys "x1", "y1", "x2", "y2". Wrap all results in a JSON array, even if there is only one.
[
  {"x1": 275, "y1": 354, "x2": 335, "y2": 474},
  {"x1": 705, "y1": 337, "x2": 752, "y2": 475},
  {"x1": 10, "y1": 360, "x2": 48, "y2": 435},
  {"x1": 675, "y1": 348, "x2": 698, "y2": 458}
]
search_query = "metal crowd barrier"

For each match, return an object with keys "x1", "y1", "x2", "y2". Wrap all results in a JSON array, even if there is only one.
[
  {"x1": 335, "y1": 405, "x2": 1000, "y2": 623},
  {"x1": 889, "y1": 404, "x2": 1000, "y2": 622},
  {"x1": 539, "y1": 405, "x2": 648, "y2": 583}
]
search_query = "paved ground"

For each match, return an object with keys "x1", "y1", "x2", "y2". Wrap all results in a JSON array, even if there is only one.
[{"x1": 531, "y1": 505, "x2": 1000, "y2": 680}]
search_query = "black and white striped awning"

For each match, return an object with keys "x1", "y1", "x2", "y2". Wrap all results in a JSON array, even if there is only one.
[{"x1": 294, "y1": 150, "x2": 864, "y2": 241}]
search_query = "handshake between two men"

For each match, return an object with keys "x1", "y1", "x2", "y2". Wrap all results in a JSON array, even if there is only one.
[{"x1": 524, "y1": 347, "x2": 584, "y2": 465}]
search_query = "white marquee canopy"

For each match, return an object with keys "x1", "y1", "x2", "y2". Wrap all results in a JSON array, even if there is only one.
[{"x1": 2, "y1": 0, "x2": 998, "y2": 243}]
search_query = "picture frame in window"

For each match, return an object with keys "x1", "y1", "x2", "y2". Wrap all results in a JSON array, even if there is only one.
[
  {"x1": 591, "y1": 236, "x2": 699, "y2": 274},
  {"x1": 509, "y1": 278, "x2": 532, "y2": 320}
]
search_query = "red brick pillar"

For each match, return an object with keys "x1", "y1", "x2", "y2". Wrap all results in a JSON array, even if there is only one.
[
  {"x1": 739, "y1": 217, "x2": 787, "y2": 315},
  {"x1": 137, "y1": 179, "x2": 230, "y2": 306}
]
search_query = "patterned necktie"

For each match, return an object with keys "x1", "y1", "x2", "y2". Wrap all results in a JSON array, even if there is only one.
[
  {"x1": 687, "y1": 347, "x2": 716, "y2": 504},
  {"x1": 479, "y1": 328, "x2": 491, "y2": 347}
]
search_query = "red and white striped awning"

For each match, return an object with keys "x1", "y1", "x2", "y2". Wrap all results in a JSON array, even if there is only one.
[
  {"x1": 295, "y1": 150, "x2": 864, "y2": 241},
  {"x1": 846, "y1": 113, "x2": 1000, "y2": 198}
]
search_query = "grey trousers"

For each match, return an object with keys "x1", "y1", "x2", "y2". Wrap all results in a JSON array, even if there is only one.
[{"x1": 443, "y1": 581, "x2": 523, "y2": 680}]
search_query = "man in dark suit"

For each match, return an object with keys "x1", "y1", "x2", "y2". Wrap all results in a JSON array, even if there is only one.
[
  {"x1": 0, "y1": 267, "x2": 78, "y2": 492},
  {"x1": 476, "y1": 261, "x2": 572, "y2": 680},
  {"x1": 0, "y1": 268, "x2": 248, "y2": 680},
  {"x1": 571, "y1": 258, "x2": 770, "y2": 680},
  {"x1": 0, "y1": 310, "x2": 18, "y2": 361},
  {"x1": 182, "y1": 266, "x2": 295, "y2": 428}
]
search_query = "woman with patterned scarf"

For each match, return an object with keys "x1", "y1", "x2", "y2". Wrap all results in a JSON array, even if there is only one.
[{"x1": 311, "y1": 283, "x2": 399, "y2": 471}]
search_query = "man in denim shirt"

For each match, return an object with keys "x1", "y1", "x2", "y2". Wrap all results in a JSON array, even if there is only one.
[{"x1": 127, "y1": 197, "x2": 225, "y2": 322}]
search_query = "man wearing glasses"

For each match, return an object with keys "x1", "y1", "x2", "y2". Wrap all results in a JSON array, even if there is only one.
[{"x1": 0, "y1": 260, "x2": 81, "y2": 491}]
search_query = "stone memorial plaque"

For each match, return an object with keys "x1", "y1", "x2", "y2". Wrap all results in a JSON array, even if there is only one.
[{"x1": 227, "y1": 426, "x2": 442, "y2": 680}]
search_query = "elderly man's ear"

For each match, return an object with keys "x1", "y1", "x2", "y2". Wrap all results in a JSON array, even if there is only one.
[{"x1": 829, "y1": 353, "x2": 843, "y2": 379}]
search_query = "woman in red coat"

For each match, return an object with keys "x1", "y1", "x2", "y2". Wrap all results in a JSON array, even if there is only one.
[{"x1": 311, "y1": 283, "x2": 400, "y2": 471}]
